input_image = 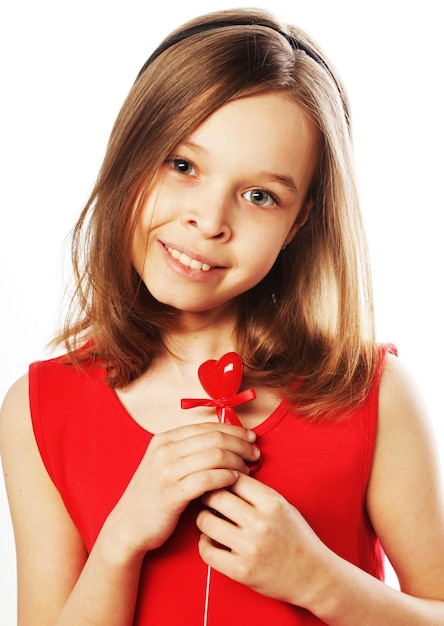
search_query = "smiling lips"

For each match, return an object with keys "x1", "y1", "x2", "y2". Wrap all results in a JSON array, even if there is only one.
[{"x1": 165, "y1": 245, "x2": 213, "y2": 272}]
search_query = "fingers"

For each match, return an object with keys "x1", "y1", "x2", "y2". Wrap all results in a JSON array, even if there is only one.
[
  {"x1": 197, "y1": 492, "x2": 242, "y2": 553},
  {"x1": 228, "y1": 471, "x2": 272, "y2": 500},
  {"x1": 180, "y1": 469, "x2": 241, "y2": 504},
  {"x1": 196, "y1": 476, "x2": 324, "y2": 605},
  {"x1": 141, "y1": 424, "x2": 259, "y2": 518},
  {"x1": 196, "y1": 475, "x2": 286, "y2": 557},
  {"x1": 159, "y1": 421, "x2": 257, "y2": 447},
  {"x1": 157, "y1": 431, "x2": 259, "y2": 506},
  {"x1": 196, "y1": 477, "x2": 260, "y2": 558},
  {"x1": 152, "y1": 423, "x2": 260, "y2": 475},
  {"x1": 200, "y1": 486, "x2": 253, "y2": 530}
]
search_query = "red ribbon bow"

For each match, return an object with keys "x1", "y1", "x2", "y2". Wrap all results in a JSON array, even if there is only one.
[
  {"x1": 180, "y1": 352, "x2": 256, "y2": 426},
  {"x1": 181, "y1": 389, "x2": 256, "y2": 426}
]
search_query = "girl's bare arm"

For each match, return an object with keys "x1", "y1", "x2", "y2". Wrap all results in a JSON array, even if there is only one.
[
  {"x1": 0, "y1": 375, "x2": 258, "y2": 626},
  {"x1": 0, "y1": 375, "x2": 144, "y2": 625},
  {"x1": 309, "y1": 354, "x2": 444, "y2": 624}
]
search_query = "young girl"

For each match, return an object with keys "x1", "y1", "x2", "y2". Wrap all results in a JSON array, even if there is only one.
[{"x1": 1, "y1": 7, "x2": 443, "y2": 626}]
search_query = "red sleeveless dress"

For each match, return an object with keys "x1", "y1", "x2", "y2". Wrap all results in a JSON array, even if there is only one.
[{"x1": 29, "y1": 346, "x2": 393, "y2": 625}]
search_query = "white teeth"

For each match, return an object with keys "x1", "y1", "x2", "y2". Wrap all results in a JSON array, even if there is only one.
[
  {"x1": 166, "y1": 246, "x2": 212, "y2": 271},
  {"x1": 189, "y1": 259, "x2": 203, "y2": 270}
]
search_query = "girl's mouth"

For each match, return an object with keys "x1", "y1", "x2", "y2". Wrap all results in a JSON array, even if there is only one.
[{"x1": 165, "y1": 245, "x2": 213, "y2": 272}]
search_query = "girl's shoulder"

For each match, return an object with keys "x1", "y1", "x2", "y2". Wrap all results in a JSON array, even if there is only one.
[
  {"x1": 375, "y1": 349, "x2": 436, "y2": 458},
  {"x1": 0, "y1": 370, "x2": 34, "y2": 455},
  {"x1": 0, "y1": 372, "x2": 30, "y2": 443},
  {"x1": 378, "y1": 349, "x2": 429, "y2": 427},
  {"x1": 367, "y1": 350, "x2": 444, "y2": 597},
  {"x1": 0, "y1": 349, "x2": 104, "y2": 448}
]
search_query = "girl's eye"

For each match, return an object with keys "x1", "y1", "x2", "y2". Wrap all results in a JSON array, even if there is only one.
[
  {"x1": 170, "y1": 158, "x2": 196, "y2": 176},
  {"x1": 243, "y1": 189, "x2": 277, "y2": 207}
]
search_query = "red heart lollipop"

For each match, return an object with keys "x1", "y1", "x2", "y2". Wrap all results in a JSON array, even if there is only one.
[{"x1": 198, "y1": 352, "x2": 244, "y2": 399}]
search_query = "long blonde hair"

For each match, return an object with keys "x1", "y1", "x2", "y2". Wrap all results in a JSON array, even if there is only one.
[{"x1": 59, "y1": 8, "x2": 377, "y2": 419}]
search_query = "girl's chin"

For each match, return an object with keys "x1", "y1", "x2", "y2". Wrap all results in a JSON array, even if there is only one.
[{"x1": 151, "y1": 295, "x2": 240, "y2": 319}]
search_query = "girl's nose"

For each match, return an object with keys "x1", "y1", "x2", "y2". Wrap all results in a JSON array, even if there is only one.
[{"x1": 183, "y1": 189, "x2": 233, "y2": 241}]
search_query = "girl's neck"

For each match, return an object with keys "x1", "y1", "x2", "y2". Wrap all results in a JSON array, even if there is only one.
[{"x1": 163, "y1": 307, "x2": 238, "y2": 366}]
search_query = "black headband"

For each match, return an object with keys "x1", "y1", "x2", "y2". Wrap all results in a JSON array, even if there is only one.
[{"x1": 136, "y1": 19, "x2": 333, "y2": 81}]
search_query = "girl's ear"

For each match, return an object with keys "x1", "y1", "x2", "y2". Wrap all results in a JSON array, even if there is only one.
[{"x1": 285, "y1": 199, "x2": 313, "y2": 245}]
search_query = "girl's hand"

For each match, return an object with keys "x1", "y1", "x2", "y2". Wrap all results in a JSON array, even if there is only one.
[
  {"x1": 102, "y1": 422, "x2": 259, "y2": 560},
  {"x1": 196, "y1": 473, "x2": 330, "y2": 609}
]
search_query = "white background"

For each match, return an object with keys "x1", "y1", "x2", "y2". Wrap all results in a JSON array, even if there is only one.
[{"x1": 1, "y1": 1, "x2": 442, "y2": 623}]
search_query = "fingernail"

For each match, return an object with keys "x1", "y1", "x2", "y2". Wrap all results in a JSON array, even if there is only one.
[{"x1": 247, "y1": 430, "x2": 256, "y2": 441}]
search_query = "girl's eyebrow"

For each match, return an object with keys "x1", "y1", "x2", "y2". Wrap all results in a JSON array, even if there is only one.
[
  {"x1": 180, "y1": 139, "x2": 209, "y2": 155},
  {"x1": 258, "y1": 172, "x2": 299, "y2": 195},
  {"x1": 179, "y1": 140, "x2": 299, "y2": 195}
]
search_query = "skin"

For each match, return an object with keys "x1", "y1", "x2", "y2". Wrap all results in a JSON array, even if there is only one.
[
  {"x1": 1, "y1": 92, "x2": 444, "y2": 625},
  {"x1": 131, "y1": 93, "x2": 316, "y2": 319}
]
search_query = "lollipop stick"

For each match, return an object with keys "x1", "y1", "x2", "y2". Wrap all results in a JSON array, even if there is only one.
[{"x1": 203, "y1": 565, "x2": 212, "y2": 626}]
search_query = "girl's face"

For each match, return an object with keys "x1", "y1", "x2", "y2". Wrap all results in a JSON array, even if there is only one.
[{"x1": 132, "y1": 92, "x2": 319, "y2": 321}]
